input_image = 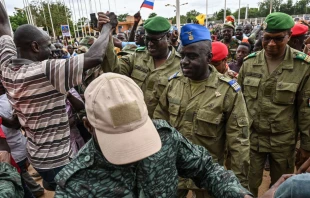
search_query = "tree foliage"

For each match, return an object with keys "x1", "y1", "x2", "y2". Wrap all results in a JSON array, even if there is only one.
[
  {"x1": 214, "y1": 9, "x2": 232, "y2": 21},
  {"x1": 148, "y1": 12, "x2": 157, "y2": 18},
  {"x1": 118, "y1": 13, "x2": 129, "y2": 22},
  {"x1": 9, "y1": 10, "x2": 28, "y2": 32}
]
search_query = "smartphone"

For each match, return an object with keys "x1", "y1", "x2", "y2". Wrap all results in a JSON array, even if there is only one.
[{"x1": 90, "y1": 13, "x2": 98, "y2": 29}]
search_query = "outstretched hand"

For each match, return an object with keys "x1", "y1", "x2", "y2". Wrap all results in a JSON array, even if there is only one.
[{"x1": 97, "y1": 12, "x2": 118, "y2": 32}]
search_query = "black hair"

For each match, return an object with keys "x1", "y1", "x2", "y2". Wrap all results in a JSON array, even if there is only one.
[{"x1": 238, "y1": 42, "x2": 251, "y2": 52}]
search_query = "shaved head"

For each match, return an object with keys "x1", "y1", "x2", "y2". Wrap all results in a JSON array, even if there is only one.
[
  {"x1": 13, "y1": 24, "x2": 51, "y2": 61},
  {"x1": 14, "y1": 24, "x2": 49, "y2": 49}
]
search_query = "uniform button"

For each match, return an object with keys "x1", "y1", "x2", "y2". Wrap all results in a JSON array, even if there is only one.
[{"x1": 84, "y1": 155, "x2": 90, "y2": 162}]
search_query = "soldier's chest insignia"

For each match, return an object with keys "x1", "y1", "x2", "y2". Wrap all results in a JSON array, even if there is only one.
[
  {"x1": 215, "y1": 91, "x2": 222, "y2": 97},
  {"x1": 228, "y1": 79, "x2": 241, "y2": 92}
]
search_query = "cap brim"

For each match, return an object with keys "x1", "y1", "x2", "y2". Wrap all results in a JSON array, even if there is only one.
[{"x1": 95, "y1": 117, "x2": 162, "y2": 165}]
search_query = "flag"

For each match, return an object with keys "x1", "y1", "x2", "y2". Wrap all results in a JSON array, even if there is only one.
[{"x1": 140, "y1": 0, "x2": 155, "y2": 10}]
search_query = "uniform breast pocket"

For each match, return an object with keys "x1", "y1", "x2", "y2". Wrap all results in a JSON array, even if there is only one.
[
  {"x1": 273, "y1": 82, "x2": 298, "y2": 104},
  {"x1": 131, "y1": 69, "x2": 148, "y2": 87},
  {"x1": 243, "y1": 76, "x2": 261, "y2": 99},
  {"x1": 194, "y1": 109, "x2": 223, "y2": 138},
  {"x1": 168, "y1": 103, "x2": 180, "y2": 126}
]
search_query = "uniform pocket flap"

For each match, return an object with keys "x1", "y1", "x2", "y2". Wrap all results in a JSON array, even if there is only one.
[
  {"x1": 196, "y1": 109, "x2": 223, "y2": 125},
  {"x1": 168, "y1": 103, "x2": 180, "y2": 115},
  {"x1": 158, "y1": 76, "x2": 168, "y2": 86},
  {"x1": 243, "y1": 76, "x2": 261, "y2": 87},
  {"x1": 131, "y1": 69, "x2": 148, "y2": 82},
  {"x1": 237, "y1": 117, "x2": 249, "y2": 127},
  {"x1": 276, "y1": 82, "x2": 298, "y2": 92}
]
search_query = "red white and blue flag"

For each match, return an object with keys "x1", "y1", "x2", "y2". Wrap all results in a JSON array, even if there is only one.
[{"x1": 140, "y1": 0, "x2": 155, "y2": 10}]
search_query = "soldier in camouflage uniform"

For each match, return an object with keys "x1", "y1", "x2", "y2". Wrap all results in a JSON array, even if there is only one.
[
  {"x1": 153, "y1": 24, "x2": 249, "y2": 198},
  {"x1": 55, "y1": 73, "x2": 253, "y2": 198},
  {"x1": 221, "y1": 23, "x2": 241, "y2": 62},
  {"x1": 238, "y1": 12, "x2": 310, "y2": 197},
  {"x1": 101, "y1": 16, "x2": 181, "y2": 118},
  {"x1": 0, "y1": 163, "x2": 24, "y2": 198}
]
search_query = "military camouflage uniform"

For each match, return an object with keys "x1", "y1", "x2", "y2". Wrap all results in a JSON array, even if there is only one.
[
  {"x1": 101, "y1": 39, "x2": 181, "y2": 118},
  {"x1": 55, "y1": 119, "x2": 252, "y2": 198},
  {"x1": 153, "y1": 65, "x2": 250, "y2": 196},
  {"x1": 238, "y1": 46, "x2": 310, "y2": 196},
  {"x1": 0, "y1": 162, "x2": 24, "y2": 198},
  {"x1": 220, "y1": 38, "x2": 240, "y2": 62}
]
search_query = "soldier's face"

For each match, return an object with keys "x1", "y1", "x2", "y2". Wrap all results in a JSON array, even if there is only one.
[
  {"x1": 211, "y1": 59, "x2": 227, "y2": 74},
  {"x1": 262, "y1": 31, "x2": 291, "y2": 56},
  {"x1": 180, "y1": 42, "x2": 212, "y2": 81},
  {"x1": 145, "y1": 32, "x2": 169, "y2": 58},
  {"x1": 222, "y1": 28, "x2": 233, "y2": 40}
]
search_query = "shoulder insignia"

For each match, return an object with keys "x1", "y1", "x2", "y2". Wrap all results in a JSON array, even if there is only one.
[
  {"x1": 168, "y1": 72, "x2": 179, "y2": 81},
  {"x1": 136, "y1": 46, "x2": 146, "y2": 52},
  {"x1": 219, "y1": 75, "x2": 241, "y2": 92},
  {"x1": 243, "y1": 52, "x2": 257, "y2": 61},
  {"x1": 294, "y1": 52, "x2": 310, "y2": 63}
]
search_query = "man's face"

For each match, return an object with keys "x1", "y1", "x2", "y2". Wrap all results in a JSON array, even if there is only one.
[
  {"x1": 235, "y1": 26, "x2": 244, "y2": 39},
  {"x1": 67, "y1": 46, "x2": 74, "y2": 55},
  {"x1": 117, "y1": 33, "x2": 127, "y2": 42},
  {"x1": 262, "y1": 31, "x2": 291, "y2": 56},
  {"x1": 244, "y1": 25, "x2": 252, "y2": 36},
  {"x1": 38, "y1": 35, "x2": 52, "y2": 61},
  {"x1": 145, "y1": 32, "x2": 169, "y2": 58},
  {"x1": 222, "y1": 28, "x2": 233, "y2": 40},
  {"x1": 180, "y1": 42, "x2": 211, "y2": 81},
  {"x1": 134, "y1": 27, "x2": 145, "y2": 46},
  {"x1": 236, "y1": 45, "x2": 250, "y2": 63},
  {"x1": 211, "y1": 59, "x2": 227, "y2": 74},
  {"x1": 170, "y1": 30, "x2": 179, "y2": 43}
]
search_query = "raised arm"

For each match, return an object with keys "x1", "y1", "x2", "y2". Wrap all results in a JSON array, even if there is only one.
[
  {"x1": 128, "y1": 11, "x2": 141, "y2": 42},
  {"x1": 83, "y1": 12, "x2": 118, "y2": 71},
  {"x1": 0, "y1": 2, "x2": 11, "y2": 37}
]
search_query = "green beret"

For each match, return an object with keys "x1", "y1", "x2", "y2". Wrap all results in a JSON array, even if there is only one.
[
  {"x1": 263, "y1": 12, "x2": 294, "y2": 33},
  {"x1": 144, "y1": 16, "x2": 171, "y2": 34}
]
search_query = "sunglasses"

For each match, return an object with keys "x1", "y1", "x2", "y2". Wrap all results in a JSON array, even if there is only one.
[
  {"x1": 144, "y1": 33, "x2": 167, "y2": 44},
  {"x1": 262, "y1": 35, "x2": 288, "y2": 44}
]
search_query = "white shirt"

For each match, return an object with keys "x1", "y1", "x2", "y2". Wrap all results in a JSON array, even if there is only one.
[{"x1": 0, "y1": 94, "x2": 27, "y2": 163}]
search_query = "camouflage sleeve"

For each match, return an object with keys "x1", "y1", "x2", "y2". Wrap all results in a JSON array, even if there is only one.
[
  {"x1": 0, "y1": 162, "x2": 24, "y2": 198},
  {"x1": 237, "y1": 64, "x2": 245, "y2": 88},
  {"x1": 224, "y1": 89, "x2": 250, "y2": 187},
  {"x1": 101, "y1": 36, "x2": 134, "y2": 76},
  {"x1": 175, "y1": 130, "x2": 252, "y2": 198},
  {"x1": 298, "y1": 68, "x2": 310, "y2": 151},
  {"x1": 153, "y1": 83, "x2": 170, "y2": 121}
]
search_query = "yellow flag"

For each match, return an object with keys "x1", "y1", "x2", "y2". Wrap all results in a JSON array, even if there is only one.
[{"x1": 196, "y1": 14, "x2": 206, "y2": 25}]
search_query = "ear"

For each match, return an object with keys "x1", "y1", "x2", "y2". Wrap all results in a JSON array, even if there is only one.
[
  {"x1": 287, "y1": 31, "x2": 292, "y2": 41},
  {"x1": 207, "y1": 52, "x2": 213, "y2": 63},
  {"x1": 31, "y1": 41, "x2": 39, "y2": 53}
]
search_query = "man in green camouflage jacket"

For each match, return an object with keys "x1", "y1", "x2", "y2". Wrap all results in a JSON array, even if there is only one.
[{"x1": 54, "y1": 73, "x2": 253, "y2": 198}]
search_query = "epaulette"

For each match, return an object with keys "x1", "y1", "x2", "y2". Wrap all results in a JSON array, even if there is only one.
[
  {"x1": 219, "y1": 75, "x2": 241, "y2": 92},
  {"x1": 243, "y1": 52, "x2": 257, "y2": 61},
  {"x1": 294, "y1": 52, "x2": 310, "y2": 63},
  {"x1": 168, "y1": 72, "x2": 179, "y2": 81},
  {"x1": 136, "y1": 46, "x2": 146, "y2": 52}
]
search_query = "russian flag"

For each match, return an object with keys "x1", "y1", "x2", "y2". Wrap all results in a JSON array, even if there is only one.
[{"x1": 141, "y1": 0, "x2": 155, "y2": 10}]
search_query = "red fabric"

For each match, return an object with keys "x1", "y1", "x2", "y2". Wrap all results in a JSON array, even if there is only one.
[
  {"x1": 292, "y1": 24, "x2": 308, "y2": 37},
  {"x1": 0, "y1": 118, "x2": 20, "y2": 173},
  {"x1": 211, "y1": 42, "x2": 229, "y2": 62}
]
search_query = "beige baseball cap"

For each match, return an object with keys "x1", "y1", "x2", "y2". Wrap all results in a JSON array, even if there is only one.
[{"x1": 84, "y1": 73, "x2": 162, "y2": 165}]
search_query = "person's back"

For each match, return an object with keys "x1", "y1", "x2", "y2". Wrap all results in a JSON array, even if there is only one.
[{"x1": 55, "y1": 73, "x2": 253, "y2": 198}]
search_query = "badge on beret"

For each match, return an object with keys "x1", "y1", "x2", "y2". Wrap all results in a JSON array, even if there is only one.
[
  {"x1": 185, "y1": 31, "x2": 194, "y2": 40},
  {"x1": 263, "y1": 21, "x2": 267, "y2": 30}
]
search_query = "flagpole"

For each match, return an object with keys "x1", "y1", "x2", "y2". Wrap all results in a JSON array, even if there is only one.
[
  {"x1": 40, "y1": 0, "x2": 50, "y2": 35},
  {"x1": 176, "y1": 0, "x2": 180, "y2": 33},
  {"x1": 26, "y1": 0, "x2": 35, "y2": 25},
  {"x1": 65, "y1": 0, "x2": 76, "y2": 38},
  {"x1": 107, "y1": 0, "x2": 111, "y2": 11},
  {"x1": 69, "y1": 0, "x2": 80, "y2": 38},
  {"x1": 47, "y1": 0, "x2": 56, "y2": 39},
  {"x1": 22, "y1": 0, "x2": 31, "y2": 24},
  {"x1": 77, "y1": 0, "x2": 85, "y2": 37},
  {"x1": 205, "y1": 0, "x2": 208, "y2": 27},
  {"x1": 83, "y1": 0, "x2": 91, "y2": 36},
  {"x1": 224, "y1": 0, "x2": 227, "y2": 22},
  {"x1": 62, "y1": 0, "x2": 72, "y2": 43},
  {"x1": 238, "y1": 0, "x2": 241, "y2": 24}
]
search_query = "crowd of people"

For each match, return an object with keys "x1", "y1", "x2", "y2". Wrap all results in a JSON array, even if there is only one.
[{"x1": 0, "y1": 1, "x2": 310, "y2": 197}]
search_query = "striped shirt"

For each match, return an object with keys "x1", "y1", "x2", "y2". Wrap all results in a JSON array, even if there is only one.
[{"x1": 0, "y1": 35, "x2": 84, "y2": 169}]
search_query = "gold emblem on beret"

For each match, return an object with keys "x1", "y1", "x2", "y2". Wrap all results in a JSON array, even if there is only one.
[
  {"x1": 262, "y1": 21, "x2": 267, "y2": 30},
  {"x1": 185, "y1": 31, "x2": 194, "y2": 40}
]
